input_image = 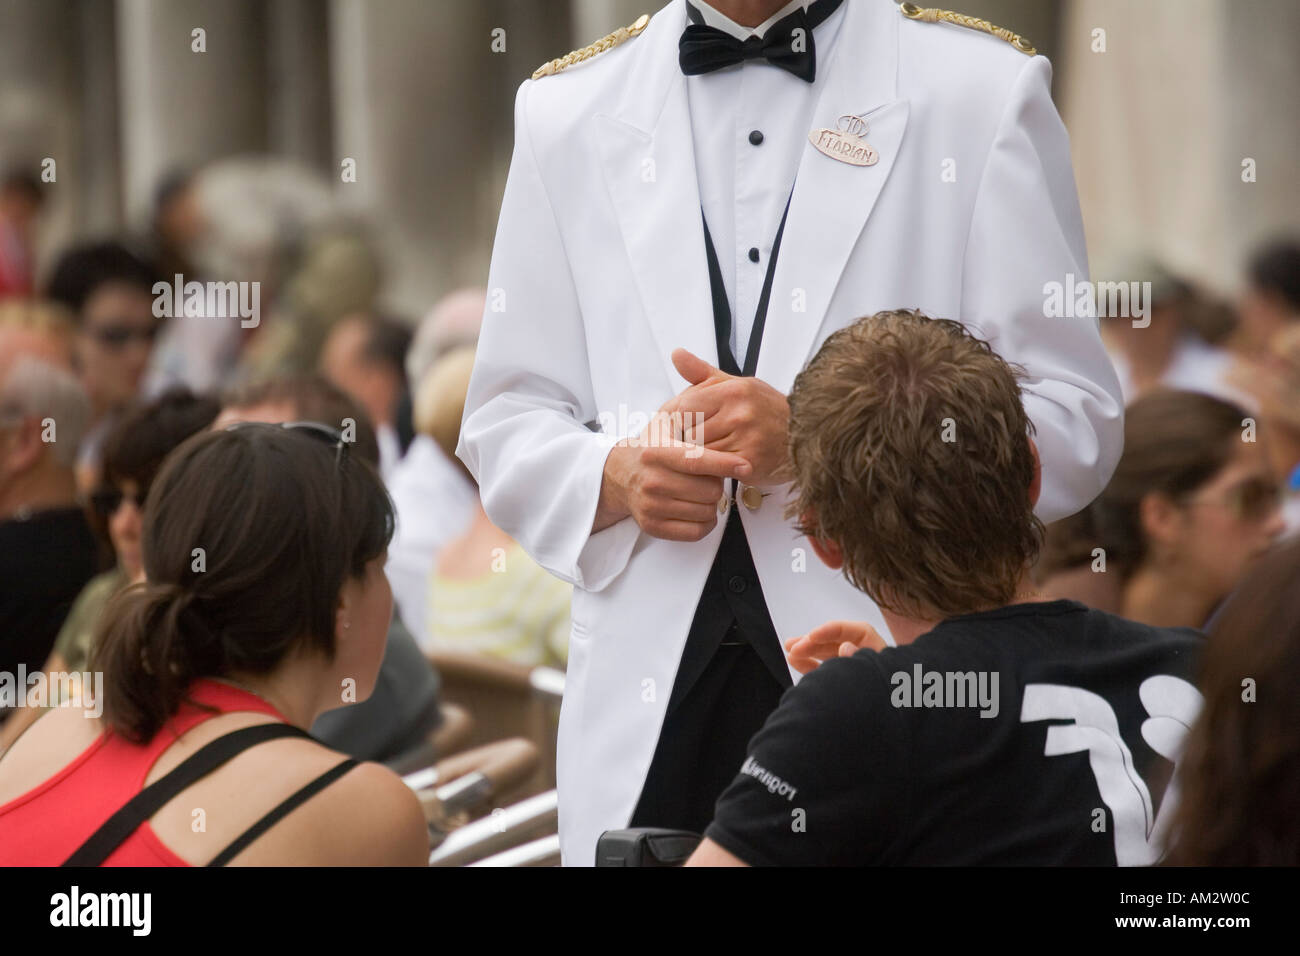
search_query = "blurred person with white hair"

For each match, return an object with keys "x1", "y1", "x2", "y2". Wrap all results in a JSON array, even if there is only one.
[
  {"x1": 405, "y1": 287, "x2": 486, "y2": 387},
  {"x1": 385, "y1": 289, "x2": 484, "y2": 646},
  {"x1": 421, "y1": 348, "x2": 570, "y2": 667},
  {"x1": 0, "y1": 303, "x2": 99, "y2": 712}
]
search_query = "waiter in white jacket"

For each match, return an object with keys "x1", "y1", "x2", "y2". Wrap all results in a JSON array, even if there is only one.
[{"x1": 457, "y1": 0, "x2": 1124, "y2": 865}]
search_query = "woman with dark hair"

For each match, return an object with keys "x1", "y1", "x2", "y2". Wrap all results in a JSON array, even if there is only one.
[
  {"x1": 1039, "y1": 389, "x2": 1285, "y2": 628},
  {"x1": 0, "y1": 424, "x2": 428, "y2": 865},
  {"x1": 1165, "y1": 538, "x2": 1300, "y2": 865}
]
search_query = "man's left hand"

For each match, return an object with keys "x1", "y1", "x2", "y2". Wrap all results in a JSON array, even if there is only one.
[{"x1": 658, "y1": 348, "x2": 793, "y2": 487}]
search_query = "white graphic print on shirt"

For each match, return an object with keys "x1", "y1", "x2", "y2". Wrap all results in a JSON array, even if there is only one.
[{"x1": 1020, "y1": 675, "x2": 1203, "y2": 865}]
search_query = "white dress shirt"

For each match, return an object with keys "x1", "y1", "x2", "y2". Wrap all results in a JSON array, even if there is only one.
[{"x1": 685, "y1": 0, "x2": 846, "y2": 365}]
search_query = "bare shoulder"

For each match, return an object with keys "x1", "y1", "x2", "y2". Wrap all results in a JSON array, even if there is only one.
[
  {"x1": 228, "y1": 757, "x2": 430, "y2": 867},
  {"x1": 0, "y1": 705, "x2": 102, "y2": 804},
  {"x1": 135, "y1": 717, "x2": 429, "y2": 867},
  {"x1": 309, "y1": 761, "x2": 430, "y2": 866}
]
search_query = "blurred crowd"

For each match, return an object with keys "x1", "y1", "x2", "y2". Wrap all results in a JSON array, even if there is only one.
[
  {"x1": 0, "y1": 163, "x2": 571, "y2": 769},
  {"x1": 1036, "y1": 241, "x2": 1300, "y2": 615},
  {"x1": 0, "y1": 157, "x2": 1297, "y2": 865}
]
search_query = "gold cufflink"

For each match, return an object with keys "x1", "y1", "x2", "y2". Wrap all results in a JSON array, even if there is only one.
[
  {"x1": 718, "y1": 493, "x2": 730, "y2": 515},
  {"x1": 740, "y1": 485, "x2": 763, "y2": 511}
]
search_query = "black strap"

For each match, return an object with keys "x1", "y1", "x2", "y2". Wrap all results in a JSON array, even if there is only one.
[
  {"x1": 702, "y1": 217, "x2": 742, "y2": 377},
  {"x1": 206, "y1": 758, "x2": 359, "y2": 867},
  {"x1": 700, "y1": 189, "x2": 795, "y2": 378},
  {"x1": 62, "y1": 722, "x2": 314, "y2": 867}
]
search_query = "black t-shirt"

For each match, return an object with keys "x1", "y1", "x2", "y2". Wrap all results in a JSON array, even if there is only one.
[
  {"x1": 0, "y1": 507, "x2": 99, "y2": 682},
  {"x1": 705, "y1": 600, "x2": 1204, "y2": 866}
]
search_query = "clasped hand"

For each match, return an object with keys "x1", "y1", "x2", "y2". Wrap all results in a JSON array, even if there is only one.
[{"x1": 594, "y1": 348, "x2": 793, "y2": 541}]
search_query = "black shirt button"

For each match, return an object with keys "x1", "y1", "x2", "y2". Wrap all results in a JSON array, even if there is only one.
[
  {"x1": 728, "y1": 575, "x2": 747, "y2": 594},
  {"x1": 748, "y1": 247, "x2": 760, "y2": 263},
  {"x1": 748, "y1": 129, "x2": 764, "y2": 146}
]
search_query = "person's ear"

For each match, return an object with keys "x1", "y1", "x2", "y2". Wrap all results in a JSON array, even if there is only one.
[
  {"x1": 1138, "y1": 491, "x2": 1183, "y2": 550},
  {"x1": 4, "y1": 416, "x2": 45, "y2": 474},
  {"x1": 1027, "y1": 437, "x2": 1042, "y2": 510},
  {"x1": 335, "y1": 588, "x2": 353, "y2": 640},
  {"x1": 802, "y1": 511, "x2": 843, "y2": 570}
]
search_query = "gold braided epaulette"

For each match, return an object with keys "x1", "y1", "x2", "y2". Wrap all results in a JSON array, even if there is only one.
[
  {"x1": 533, "y1": 13, "x2": 650, "y2": 80},
  {"x1": 899, "y1": 3, "x2": 1036, "y2": 56}
]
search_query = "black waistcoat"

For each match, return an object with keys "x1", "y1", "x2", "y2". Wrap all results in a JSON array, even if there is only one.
[
  {"x1": 664, "y1": 197, "x2": 797, "y2": 713},
  {"x1": 627, "y1": 198, "x2": 799, "y2": 835}
]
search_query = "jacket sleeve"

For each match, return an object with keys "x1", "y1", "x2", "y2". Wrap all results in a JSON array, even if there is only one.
[
  {"x1": 960, "y1": 55, "x2": 1124, "y2": 523},
  {"x1": 455, "y1": 80, "x2": 641, "y2": 592}
]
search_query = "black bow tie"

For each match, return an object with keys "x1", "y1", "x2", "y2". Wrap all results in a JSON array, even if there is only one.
[{"x1": 679, "y1": 0, "x2": 843, "y2": 83}]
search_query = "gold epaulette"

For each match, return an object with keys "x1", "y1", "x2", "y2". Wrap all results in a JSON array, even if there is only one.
[
  {"x1": 898, "y1": 3, "x2": 1036, "y2": 56},
  {"x1": 532, "y1": 13, "x2": 650, "y2": 80}
]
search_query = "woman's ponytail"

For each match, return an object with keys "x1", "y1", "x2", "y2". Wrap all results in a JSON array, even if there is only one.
[{"x1": 91, "y1": 582, "x2": 219, "y2": 743}]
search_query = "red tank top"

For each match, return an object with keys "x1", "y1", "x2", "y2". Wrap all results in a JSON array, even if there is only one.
[{"x1": 0, "y1": 678, "x2": 288, "y2": 866}]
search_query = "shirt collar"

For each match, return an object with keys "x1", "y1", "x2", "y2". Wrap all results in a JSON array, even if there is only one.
[{"x1": 687, "y1": 0, "x2": 811, "y2": 41}]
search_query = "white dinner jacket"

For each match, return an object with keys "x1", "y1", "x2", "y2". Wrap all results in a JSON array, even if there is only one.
[{"x1": 457, "y1": 0, "x2": 1124, "y2": 865}]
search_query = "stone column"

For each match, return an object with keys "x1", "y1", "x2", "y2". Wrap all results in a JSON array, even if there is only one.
[
  {"x1": 267, "y1": 0, "x2": 333, "y2": 174},
  {"x1": 328, "y1": 0, "x2": 571, "y2": 317},
  {"x1": 116, "y1": 0, "x2": 269, "y2": 224},
  {"x1": 0, "y1": 0, "x2": 81, "y2": 273},
  {"x1": 1060, "y1": 0, "x2": 1300, "y2": 293}
]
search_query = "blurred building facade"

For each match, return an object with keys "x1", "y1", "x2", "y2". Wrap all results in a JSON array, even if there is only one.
[{"x1": 0, "y1": 0, "x2": 1295, "y2": 316}]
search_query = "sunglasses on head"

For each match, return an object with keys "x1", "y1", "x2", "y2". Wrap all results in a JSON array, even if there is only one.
[
  {"x1": 87, "y1": 323, "x2": 159, "y2": 349},
  {"x1": 225, "y1": 420, "x2": 350, "y2": 467},
  {"x1": 91, "y1": 484, "x2": 148, "y2": 518}
]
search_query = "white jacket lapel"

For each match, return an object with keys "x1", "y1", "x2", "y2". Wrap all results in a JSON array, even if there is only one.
[
  {"x1": 757, "y1": 0, "x2": 909, "y2": 392},
  {"x1": 594, "y1": 3, "x2": 717, "y2": 391}
]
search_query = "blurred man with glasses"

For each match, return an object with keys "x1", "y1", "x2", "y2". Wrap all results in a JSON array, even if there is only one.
[{"x1": 45, "y1": 240, "x2": 160, "y2": 492}]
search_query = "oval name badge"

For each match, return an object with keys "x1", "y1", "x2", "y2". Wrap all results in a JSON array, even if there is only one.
[{"x1": 809, "y1": 113, "x2": 879, "y2": 167}]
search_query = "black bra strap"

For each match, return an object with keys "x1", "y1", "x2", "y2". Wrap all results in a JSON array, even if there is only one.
[
  {"x1": 63, "y1": 722, "x2": 313, "y2": 867},
  {"x1": 206, "y1": 758, "x2": 359, "y2": 867}
]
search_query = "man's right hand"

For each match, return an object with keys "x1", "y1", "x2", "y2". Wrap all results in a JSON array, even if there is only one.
[{"x1": 593, "y1": 432, "x2": 751, "y2": 541}]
